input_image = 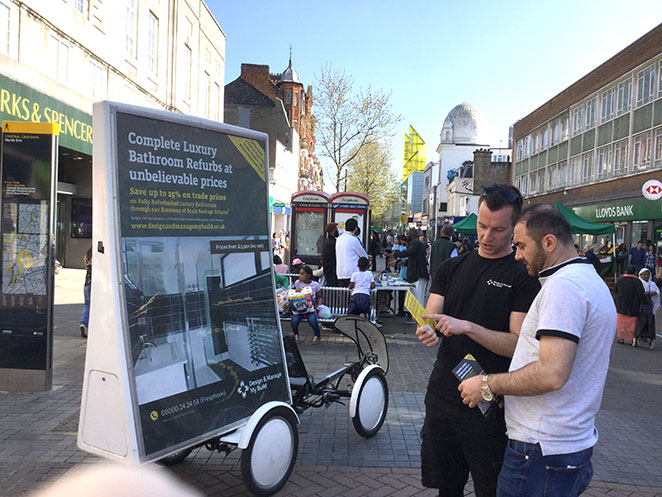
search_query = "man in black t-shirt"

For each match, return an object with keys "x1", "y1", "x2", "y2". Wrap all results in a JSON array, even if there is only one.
[{"x1": 416, "y1": 185, "x2": 540, "y2": 497}]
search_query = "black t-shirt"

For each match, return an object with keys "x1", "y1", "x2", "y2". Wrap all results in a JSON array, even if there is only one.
[{"x1": 427, "y1": 250, "x2": 540, "y2": 408}]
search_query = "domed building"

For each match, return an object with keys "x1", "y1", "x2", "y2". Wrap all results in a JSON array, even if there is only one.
[
  {"x1": 436, "y1": 102, "x2": 490, "y2": 217},
  {"x1": 440, "y1": 102, "x2": 486, "y2": 145}
]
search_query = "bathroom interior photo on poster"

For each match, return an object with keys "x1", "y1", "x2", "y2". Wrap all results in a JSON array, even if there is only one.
[{"x1": 121, "y1": 234, "x2": 289, "y2": 452}]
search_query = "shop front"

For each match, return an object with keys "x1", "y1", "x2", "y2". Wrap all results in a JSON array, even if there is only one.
[
  {"x1": 0, "y1": 73, "x2": 93, "y2": 268},
  {"x1": 572, "y1": 197, "x2": 662, "y2": 252}
]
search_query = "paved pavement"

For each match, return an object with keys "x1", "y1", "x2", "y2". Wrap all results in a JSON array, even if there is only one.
[{"x1": 1, "y1": 266, "x2": 662, "y2": 496}]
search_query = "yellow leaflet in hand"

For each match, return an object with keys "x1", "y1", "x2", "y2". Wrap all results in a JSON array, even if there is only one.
[{"x1": 404, "y1": 290, "x2": 437, "y2": 329}]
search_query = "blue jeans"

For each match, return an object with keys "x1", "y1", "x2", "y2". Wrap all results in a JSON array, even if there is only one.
[
  {"x1": 290, "y1": 311, "x2": 320, "y2": 338},
  {"x1": 80, "y1": 283, "x2": 91, "y2": 327},
  {"x1": 497, "y1": 439, "x2": 593, "y2": 497}
]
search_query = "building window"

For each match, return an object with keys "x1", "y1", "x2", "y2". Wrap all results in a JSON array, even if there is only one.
[
  {"x1": 184, "y1": 45, "x2": 191, "y2": 99},
  {"x1": 557, "y1": 160, "x2": 567, "y2": 187},
  {"x1": 238, "y1": 107, "x2": 250, "y2": 128},
  {"x1": 300, "y1": 92, "x2": 304, "y2": 109},
  {"x1": 0, "y1": 1, "x2": 9, "y2": 55},
  {"x1": 596, "y1": 145, "x2": 612, "y2": 180},
  {"x1": 616, "y1": 78, "x2": 632, "y2": 115},
  {"x1": 561, "y1": 115, "x2": 569, "y2": 141},
  {"x1": 525, "y1": 134, "x2": 531, "y2": 156},
  {"x1": 49, "y1": 34, "x2": 69, "y2": 83},
  {"x1": 533, "y1": 132, "x2": 540, "y2": 154},
  {"x1": 655, "y1": 127, "x2": 662, "y2": 167},
  {"x1": 520, "y1": 174, "x2": 527, "y2": 195},
  {"x1": 569, "y1": 157, "x2": 580, "y2": 185},
  {"x1": 89, "y1": 59, "x2": 104, "y2": 101},
  {"x1": 147, "y1": 12, "x2": 158, "y2": 74},
  {"x1": 203, "y1": 71, "x2": 210, "y2": 117},
  {"x1": 516, "y1": 139, "x2": 523, "y2": 161},
  {"x1": 600, "y1": 87, "x2": 614, "y2": 123},
  {"x1": 585, "y1": 98, "x2": 596, "y2": 130},
  {"x1": 125, "y1": 0, "x2": 137, "y2": 55},
  {"x1": 636, "y1": 65, "x2": 655, "y2": 107},
  {"x1": 542, "y1": 127, "x2": 549, "y2": 150},
  {"x1": 294, "y1": 90, "x2": 298, "y2": 107},
  {"x1": 285, "y1": 89, "x2": 292, "y2": 105},
  {"x1": 613, "y1": 139, "x2": 628, "y2": 175},
  {"x1": 581, "y1": 153, "x2": 593, "y2": 182},
  {"x1": 572, "y1": 106, "x2": 584, "y2": 136},
  {"x1": 659, "y1": 61, "x2": 662, "y2": 97},
  {"x1": 552, "y1": 121, "x2": 559, "y2": 145},
  {"x1": 547, "y1": 164, "x2": 556, "y2": 190},
  {"x1": 632, "y1": 132, "x2": 652, "y2": 171}
]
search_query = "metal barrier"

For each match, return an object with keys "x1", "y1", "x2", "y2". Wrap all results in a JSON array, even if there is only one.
[{"x1": 281, "y1": 287, "x2": 377, "y2": 323}]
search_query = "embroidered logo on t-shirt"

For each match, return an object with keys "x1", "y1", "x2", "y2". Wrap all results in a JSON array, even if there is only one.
[{"x1": 487, "y1": 279, "x2": 512, "y2": 289}]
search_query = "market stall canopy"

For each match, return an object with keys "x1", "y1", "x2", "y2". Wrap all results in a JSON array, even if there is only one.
[
  {"x1": 453, "y1": 213, "x2": 477, "y2": 234},
  {"x1": 554, "y1": 201, "x2": 615, "y2": 235}
]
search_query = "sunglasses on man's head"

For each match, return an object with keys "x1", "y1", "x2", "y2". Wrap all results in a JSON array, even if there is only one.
[{"x1": 483, "y1": 186, "x2": 522, "y2": 204}]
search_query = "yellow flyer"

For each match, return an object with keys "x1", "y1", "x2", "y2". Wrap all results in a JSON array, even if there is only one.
[{"x1": 404, "y1": 290, "x2": 437, "y2": 329}]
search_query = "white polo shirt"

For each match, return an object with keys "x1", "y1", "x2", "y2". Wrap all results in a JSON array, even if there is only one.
[
  {"x1": 335, "y1": 232, "x2": 368, "y2": 279},
  {"x1": 505, "y1": 258, "x2": 617, "y2": 456}
]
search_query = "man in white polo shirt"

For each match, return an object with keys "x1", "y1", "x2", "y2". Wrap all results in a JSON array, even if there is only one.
[
  {"x1": 335, "y1": 218, "x2": 368, "y2": 288},
  {"x1": 458, "y1": 204, "x2": 616, "y2": 497}
]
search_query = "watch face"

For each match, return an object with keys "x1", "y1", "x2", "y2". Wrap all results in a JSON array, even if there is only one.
[{"x1": 480, "y1": 386, "x2": 494, "y2": 402}]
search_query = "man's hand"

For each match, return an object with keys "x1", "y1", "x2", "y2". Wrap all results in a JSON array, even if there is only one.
[
  {"x1": 416, "y1": 325, "x2": 439, "y2": 348},
  {"x1": 423, "y1": 313, "x2": 472, "y2": 337},
  {"x1": 458, "y1": 375, "x2": 483, "y2": 408}
]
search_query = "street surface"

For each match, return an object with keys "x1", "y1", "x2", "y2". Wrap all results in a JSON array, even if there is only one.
[{"x1": 0, "y1": 266, "x2": 660, "y2": 496}]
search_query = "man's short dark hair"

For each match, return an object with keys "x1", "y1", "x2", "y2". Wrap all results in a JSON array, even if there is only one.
[
  {"x1": 441, "y1": 223, "x2": 454, "y2": 237},
  {"x1": 357, "y1": 256, "x2": 369, "y2": 270},
  {"x1": 345, "y1": 218, "x2": 358, "y2": 232},
  {"x1": 625, "y1": 264, "x2": 637, "y2": 275},
  {"x1": 478, "y1": 184, "x2": 523, "y2": 225},
  {"x1": 518, "y1": 204, "x2": 573, "y2": 246}
]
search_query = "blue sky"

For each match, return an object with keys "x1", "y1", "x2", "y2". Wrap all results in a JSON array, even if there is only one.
[{"x1": 208, "y1": 0, "x2": 661, "y2": 179}]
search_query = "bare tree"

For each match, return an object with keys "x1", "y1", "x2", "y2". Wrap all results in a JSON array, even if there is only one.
[
  {"x1": 346, "y1": 141, "x2": 399, "y2": 227},
  {"x1": 315, "y1": 63, "x2": 401, "y2": 191}
]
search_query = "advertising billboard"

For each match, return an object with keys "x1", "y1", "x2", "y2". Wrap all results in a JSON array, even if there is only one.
[{"x1": 78, "y1": 103, "x2": 289, "y2": 462}]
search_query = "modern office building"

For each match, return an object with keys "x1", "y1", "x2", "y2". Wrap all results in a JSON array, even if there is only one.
[
  {"x1": 0, "y1": 0, "x2": 226, "y2": 267},
  {"x1": 512, "y1": 23, "x2": 662, "y2": 249}
]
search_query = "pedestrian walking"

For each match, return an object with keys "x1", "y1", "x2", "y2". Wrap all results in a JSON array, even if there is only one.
[
  {"x1": 634, "y1": 267, "x2": 659, "y2": 349},
  {"x1": 335, "y1": 218, "x2": 369, "y2": 288},
  {"x1": 613, "y1": 265, "x2": 647, "y2": 345},
  {"x1": 644, "y1": 244, "x2": 656, "y2": 273},
  {"x1": 322, "y1": 222, "x2": 339, "y2": 287},
  {"x1": 458, "y1": 204, "x2": 616, "y2": 497},
  {"x1": 396, "y1": 227, "x2": 429, "y2": 304},
  {"x1": 79, "y1": 246, "x2": 92, "y2": 338},
  {"x1": 416, "y1": 184, "x2": 540, "y2": 497},
  {"x1": 628, "y1": 240, "x2": 647, "y2": 271},
  {"x1": 369, "y1": 231, "x2": 380, "y2": 272},
  {"x1": 429, "y1": 223, "x2": 457, "y2": 278}
]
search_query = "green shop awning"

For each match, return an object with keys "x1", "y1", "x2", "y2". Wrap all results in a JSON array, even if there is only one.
[
  {"x1": 554, "y1": 201, "x2": 615, "y2": 235},
  {"x1": 453, "y1": 213, "x2": 477, "y2": 234}
]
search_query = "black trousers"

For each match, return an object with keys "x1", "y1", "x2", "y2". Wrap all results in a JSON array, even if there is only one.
[{"x1": 421, "y1": 400, "x2": 507, "y2": 497}]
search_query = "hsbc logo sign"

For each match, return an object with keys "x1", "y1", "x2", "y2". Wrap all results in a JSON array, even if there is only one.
[{"x1": 642, "y1": 180, "x2": 662, "y2": 201}]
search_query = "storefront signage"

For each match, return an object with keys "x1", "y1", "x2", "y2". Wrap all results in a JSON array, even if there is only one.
[
  {"x1": 573, "y1": 197, "x2": 662, "y2": 222},
  {"x1": 642, "y1": 179, "x2": 662, "y2": 201},
  {"x1": 78, "y1": 103, "x2": 289, "y2": 462},
  {"x1": 0, "y1": 73, "x2": 92, "y2": 155},
  {"x1": 0, "y1": 121, "x2": 58, "y2": 391}
]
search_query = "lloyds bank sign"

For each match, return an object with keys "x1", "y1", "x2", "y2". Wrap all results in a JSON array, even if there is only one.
[{"x1": 573, "y1": 197, "x2": 662, "y2": 222}]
